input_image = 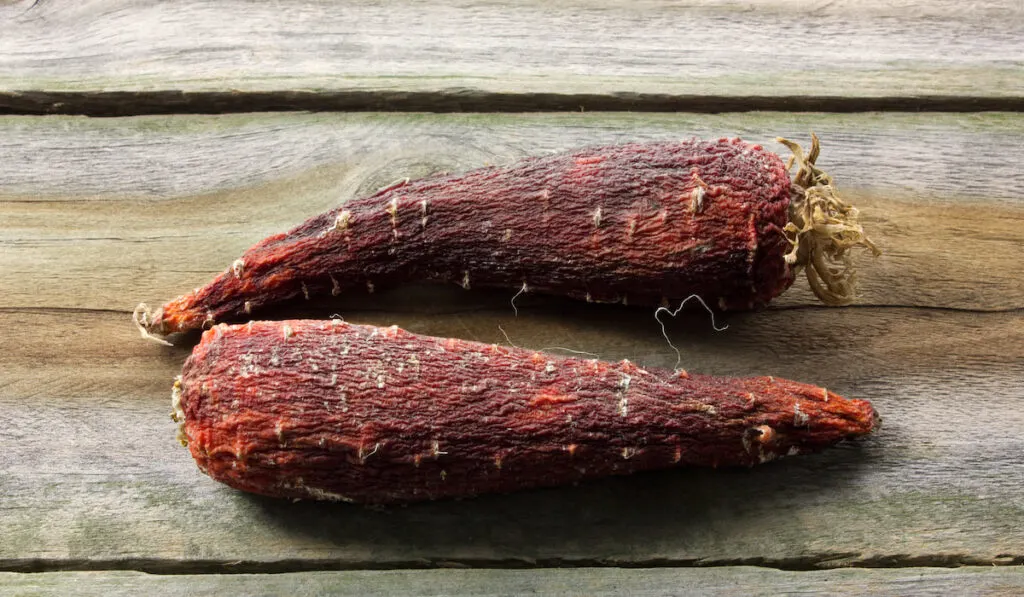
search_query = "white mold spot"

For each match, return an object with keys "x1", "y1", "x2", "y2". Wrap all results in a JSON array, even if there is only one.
[
  {"x1": 690, "y1": 186, "x2": 706, "y2": 213},
  {"x1": 326, "y1": 210, "x2": 352, "y2": 235},
  {"x1": 303, "y1": 486, "x2": 355, "y2": 502},
  {"x1": 238, "y1": 353, "x2": 264, "y2": 378},
  {"x1": 387, "y1": 197, "x2": 399, "y2": 228},
  {"x1": 794, "y1": 403, "x2": 810, "y2": 426},
  {"x1": 536, "y1": 188, "x2": 551, "y2": 208},
  {"x1": 619, "y1": 372, "x2": 632, "y2": 391},
  {"x1": 697, "y1": 403, "x2": 717, "y2": 415},
  {"x1": 282, "y1": 324, "x2": 294, "y2": 340},
  {"x1": 231, "y1": 258, "x2": 245, "y2": 278}
]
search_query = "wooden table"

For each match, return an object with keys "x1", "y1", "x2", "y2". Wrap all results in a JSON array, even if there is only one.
[{"x1": 2, "y1": 1, "x2": 1022, "y2": 594}]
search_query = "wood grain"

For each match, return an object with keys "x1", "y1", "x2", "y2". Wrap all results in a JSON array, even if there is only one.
[
  {"x1": 0, "y1": 0, "x2": 1021, "y2": 114},
  {"x1": 2, "y1": 111, "x2": 1022, "y2": 573},
  {"x1": 3, "y1": 567, "x2": 1024, "y2": 596},
  {"x1": 0, "y1": 0, "x2": 1019, "y2": 587},
  {"x1": 1, "y1": 302, "x2": 1022, "y2": 567},
  {"x1": 1, "y1": 112, "x2": 1023, "y2": 313}
]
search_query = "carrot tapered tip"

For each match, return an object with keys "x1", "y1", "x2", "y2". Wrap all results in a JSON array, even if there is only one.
[{"x1": 133, "y1": 303, "x2": 173, "y2": 346}]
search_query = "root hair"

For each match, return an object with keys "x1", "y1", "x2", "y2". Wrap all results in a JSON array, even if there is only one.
[{"x1": 777, "y1": 134, "x2": 880, "y2": 306}]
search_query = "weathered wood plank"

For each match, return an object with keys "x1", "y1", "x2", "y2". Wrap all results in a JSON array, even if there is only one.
[
  {"x1": 2, "y1": 112, "x2": 1022, "y2": 568},
  {"x1": 1, "y1": 304, "x2": 1021, "y2": 567},
  {"x1": 0, "y1": 0, "x2": 1021, "y2": 113},
  {"x1": 1, "y1": 112, "x2": 1023, "y2": 312},
  {"x1": 3, "y1": 567, "x2": 1024, "y2": 596}
]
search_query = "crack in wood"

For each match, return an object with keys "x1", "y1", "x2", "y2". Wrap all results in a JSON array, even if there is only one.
[
  {"x1": 1, "y1": 91, "x2": 1022, "y2": 117},
  {"x1": 1, "y1": 554, "x2": 1021, "y2": 575}
]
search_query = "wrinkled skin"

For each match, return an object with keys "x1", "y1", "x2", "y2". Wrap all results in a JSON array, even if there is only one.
[
  {"x1": 151, "y1": 138, "x2": 794, "y2": 335},
  {"x1": 177, "y1": 320, "x2": 878, "y2": 505}
]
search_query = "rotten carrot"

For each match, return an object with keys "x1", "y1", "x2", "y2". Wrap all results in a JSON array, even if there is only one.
[
  {"x1": 173, "y1": 319, "x2": 878, "y2": 504},
  {"x1": 136, "y1": 136, "x2": 877, "y2": 341}
]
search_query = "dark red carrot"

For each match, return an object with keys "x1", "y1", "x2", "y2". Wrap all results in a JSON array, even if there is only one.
[
  {"x1": 136, "y1": 136, "x2": 877, "y2": 341},
  {"x1": 173, "y1": 319, "x2": 878, "y2": 504}
]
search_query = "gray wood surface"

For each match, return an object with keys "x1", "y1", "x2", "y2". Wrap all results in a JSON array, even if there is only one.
[
  {"x1": 0, "y1": 0, "x2": 1021, "y2": 114},
  {"x1": 3, "y1": 567, "x2": 1024, "y2": 596},
  {"x1": 2, "y1": 0, "x2": 1021, "y2": 591},
  {"x1": 1, "y1": 112, "x2": 1022, "y2": 570}
]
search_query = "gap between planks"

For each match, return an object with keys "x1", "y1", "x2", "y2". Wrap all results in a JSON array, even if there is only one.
[
  {"x1": 1, "y1": 0, "x2": 1022, "y2": 111},
  {"x1": 2, "y1": 555, "x2": 1023, "y2": 575},
  {"x1": 1, "y1": 92, "x2": 1023, "y2": 117}
]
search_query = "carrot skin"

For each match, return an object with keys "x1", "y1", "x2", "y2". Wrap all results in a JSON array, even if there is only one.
[
  {"x1": 175, "y1": 320, "x2": 878, "y2": 505},
  {"x1": 154, "y1": 138, "x2": 794, "y2": 334}
]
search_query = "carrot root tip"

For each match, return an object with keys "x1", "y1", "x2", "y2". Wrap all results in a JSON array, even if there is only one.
[{"x1": 133, "y1": 302, "x2": 173, "y2": 346}]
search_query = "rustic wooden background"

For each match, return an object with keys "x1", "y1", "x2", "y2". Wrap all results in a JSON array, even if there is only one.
[{"x1": 2, "y1": 0, "x2": 1023, "y2": 594}]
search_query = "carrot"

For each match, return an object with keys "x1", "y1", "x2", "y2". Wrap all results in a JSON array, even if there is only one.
[
  {"x1": 135, "y1": 135, "x2": 877, "y2": 342},
  {"x1": 174, "y1": 319, "x2": 878, "y2": 504}
]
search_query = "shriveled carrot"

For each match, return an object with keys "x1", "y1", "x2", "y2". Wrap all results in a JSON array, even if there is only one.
[
  {"x1": 174, "y1": 319, "x2": 878, "y2": 504},
  {"x1": 136, "y1": 136, "x2": 877, "y2": 341}
]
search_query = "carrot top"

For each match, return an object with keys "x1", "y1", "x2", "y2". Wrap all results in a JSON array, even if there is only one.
[{"x1": 778, "y1": 135, "x2": 880, "y2": 306}]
